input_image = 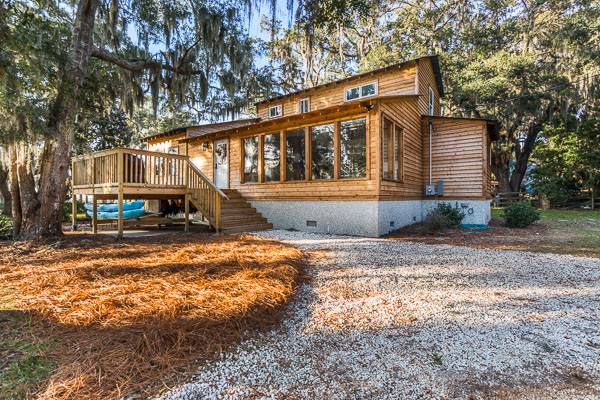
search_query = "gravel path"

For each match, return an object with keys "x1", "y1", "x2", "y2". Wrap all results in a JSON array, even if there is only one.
[{"x1": 160, "y1": 231, "x2": 600, "y2": 399}]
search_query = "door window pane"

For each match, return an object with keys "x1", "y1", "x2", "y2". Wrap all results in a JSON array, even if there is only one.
[
  {"x1": 311, "y1": 124, "x2": 334, "y2": 179},
  {"x1": 285, "y1": 129, "x2": 305, "y2": 181},
  {"x1": 340, "y1": 118, "x2": 367, "y2": 178},
  {"x1": 243, "y1": 136, "x2": 259, "y2": 183},
  {"x1": 263, "y1": 133, "x2": 281, "y2": 182}
]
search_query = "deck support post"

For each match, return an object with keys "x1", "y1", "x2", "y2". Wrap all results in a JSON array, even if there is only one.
[
  {"x1": 92, "y1": 195, "x2": 98, "y2": 234},
  {"x1": 184, "y1": 193, "x2": 190, "y2": 232},
  {"x1": 117, "y1": 191, "x2": 124, "y2": 239},
  {"x1": 71, "y1": 192, "x2": 77, "y2": 231},
  {"x1": 117, "y1": 149, "x2": 124, "y2": 240}
]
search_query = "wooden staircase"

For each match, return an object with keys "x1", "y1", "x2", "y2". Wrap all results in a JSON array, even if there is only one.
[
  {"x1": 186, "y1": 165, "x2": 272, "y2": 234},
  {"x1": 216, "y1": 189, "x2": 272, "y2": 234}
]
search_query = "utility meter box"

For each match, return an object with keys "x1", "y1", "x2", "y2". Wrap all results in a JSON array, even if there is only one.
[{"x1": 425, "y1": 184, "x2": 436, "y2": 196}]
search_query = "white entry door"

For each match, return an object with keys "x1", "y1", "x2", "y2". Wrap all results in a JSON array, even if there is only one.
[{"x1": 214, "y1": 139, "x2": 229, "y2": 189}]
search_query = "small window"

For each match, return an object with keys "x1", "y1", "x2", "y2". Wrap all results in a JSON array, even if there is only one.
[
  {"x1": 269, "y1": 105, "x2": 282, "y2": 118},
  {"x1": 345, "y1": 81, "x2": 377, "y2": 101},
  {"x1": 243, "y1": 136, "x2": 259, "y2": 183},
  {"x1": 298, "y1": 98, "x2": 310, "y2": 113},
  {"x1": 428, "y1": 87, "x2": 435, "y2": 115}
]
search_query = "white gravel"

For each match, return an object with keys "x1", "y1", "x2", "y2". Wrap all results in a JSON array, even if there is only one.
[{"x1": 160, "y1": 230, "x2": 600, "y2": 399}]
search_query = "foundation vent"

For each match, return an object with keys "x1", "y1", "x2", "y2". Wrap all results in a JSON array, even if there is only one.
[{"x1": 306, "y1": 220, "x2": 317, "y2": 227}]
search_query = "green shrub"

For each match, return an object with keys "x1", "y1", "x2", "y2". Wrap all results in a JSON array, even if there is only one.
[
  {"x1": 503, "y1": 202, "x2": 540, "y2": 228},
  {"x1": 0, "y1": 215, "x2": 12, "y2": 239},
  {"x1": 423, "y1": 210, "x2": 449, "y2": 233},
  {"x1": 423, "y1": 203, "x2": 466, "y2": 233},
  {"x1": 435, "y1": 202, "x2": 465, "y2": 227}
]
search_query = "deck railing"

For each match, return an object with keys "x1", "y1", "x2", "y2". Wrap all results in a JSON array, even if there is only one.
[
  {"x1": 72, "y1": 148, "x2": 189, "y2": 188},
  {"x1": 72, "y1": 147, "x2": 228, "y2": 231}
]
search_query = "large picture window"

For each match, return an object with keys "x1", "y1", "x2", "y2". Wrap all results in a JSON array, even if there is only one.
[
  {"x1": 382, "y1": 117, "x2": 403, "y2": 180},
  {"x1": 263, "y1": 133, "x2": 280, "y2": 182},
  {"x1": 311, "y1": 124, "x2": 334, "y2": 180},
  {"x1": 285, "y1": 129, "x2": 306, "y2": 181},
  {"x1": 243, "y1": 136, "x2": 259, "y2": 183},
  {"x1": 339, "y1": 118, "x2": 367, "y2": 178}
]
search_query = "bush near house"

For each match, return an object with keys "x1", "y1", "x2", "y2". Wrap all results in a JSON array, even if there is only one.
[
  {"x1": 423, "y1": 203, "x2": 466, "y2": 233},
  {"x1": 503, "y1": 202, "x2": 540, "y2": 228}
]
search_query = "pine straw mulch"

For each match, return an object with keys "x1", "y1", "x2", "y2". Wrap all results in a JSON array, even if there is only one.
[{"x1": 0, "y1": 233, "x2": 305, "y2": 399}]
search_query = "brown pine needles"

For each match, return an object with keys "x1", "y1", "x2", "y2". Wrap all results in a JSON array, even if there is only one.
[{"x1": 0, "y1": 233, "x2": 304, "y2": 399}]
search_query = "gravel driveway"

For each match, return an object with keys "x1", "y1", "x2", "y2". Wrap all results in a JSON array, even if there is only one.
[{"x1": 161, "y1": 231, "x2": 600, "y2": 399}]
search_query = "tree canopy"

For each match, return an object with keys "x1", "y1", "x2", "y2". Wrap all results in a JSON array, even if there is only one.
[{"x1": 263, "y1": 0, "x2": 600, "y2": 193}]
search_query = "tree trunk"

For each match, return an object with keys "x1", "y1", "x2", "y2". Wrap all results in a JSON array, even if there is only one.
[
  {"x1": 13, "y1": 0, "x2": 98, "y2": 239},
  {"x1": 9, "y1": 143, "x2": 22, "y2": 236},
  {"x1": 0, "y1": 164, "x2": 11, "y2": 216},
  {"x1": 508, "y1": 123, "x2": 542, "y2": 192}
]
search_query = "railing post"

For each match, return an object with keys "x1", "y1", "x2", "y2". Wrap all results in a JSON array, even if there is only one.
[
  {"x1": 117, "y1": 149, "x2": 124, "y2": 239},
  {"x1": 215, "y1": 191, "x2": 221, "y2": 233}
]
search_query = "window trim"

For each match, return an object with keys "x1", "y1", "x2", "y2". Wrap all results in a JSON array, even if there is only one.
[
  {"x1": 298, "y1": 97, "x2": 310, "y2": 114},
  {"x1": 241, "y1": 135, "x2": 260, "y2": 184},
  {"x1": 268, "y1": 104, "x2": 283, "y2": 119},
  {"x1": 261, "y1": 131, "x2": 282, "y2": 183},
  {"x1": 380, "y1": 113, "x2": 404, "y2": 183},
  {"x1": 428, "y1": 87, "x2": 435, "y2": 115},
  {"x1": 238, "y1": 113, "x2": 370, "y2": 185},
  {"x1": 344, "y1": 81, "x2": 378, "y2": 102}
]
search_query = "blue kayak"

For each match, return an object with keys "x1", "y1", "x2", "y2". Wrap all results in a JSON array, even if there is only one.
[
  {"x1": 84, "y1": 200, "x2": 145, "y2": 213},
  {"x1": 86, "y1": 207, "x2": 145, "y2": 220}
]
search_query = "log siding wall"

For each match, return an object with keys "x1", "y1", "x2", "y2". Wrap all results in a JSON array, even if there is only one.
[
  {"x1": 145, "y1": 59, "x2": 493, "y2": 203},
  {"x1": 422, "y1": 118, "x2": 489, "y2": 199},
  {"x1": 257, "y1": 63, "x2": 417, "y2": 120}
]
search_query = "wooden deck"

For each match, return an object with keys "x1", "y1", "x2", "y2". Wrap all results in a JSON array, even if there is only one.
[{"x1": 71, "y1": 148, "x2": 272, "y2": 238}]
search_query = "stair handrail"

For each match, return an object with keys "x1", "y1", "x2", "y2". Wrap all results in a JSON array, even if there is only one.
[
  {"x1": 186, "y1": 161, "x2": 229, "y2": 200},
  {"x1": 186, "y1": 159, "x2": 228, "y2": 232}
]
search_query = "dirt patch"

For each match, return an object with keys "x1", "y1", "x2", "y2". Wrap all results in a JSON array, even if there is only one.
[
  {"x1": 0, "y1": 233, "x2": 305, "y2": 399},
  {"x1": 387, "y1": 219, "x2": 600, "y2": 258}
]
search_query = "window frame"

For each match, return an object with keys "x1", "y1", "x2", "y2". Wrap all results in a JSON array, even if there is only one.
[
  {"x1": 268, "y1": 104, "x2": 283, "y2": 119},
  {"x1": 262, "y1": 132, "x2": 282, "y2": 183},
  {"x1": 344, "y1": 81, "x2": 378, "y2": 102},
  {"x1": 298, "y1": 97, "x2": 310, "y2": 114},
  {"x1": 428, "y1": 87, "x2": 435, "y2": 115},
  {"x1": 380, "y1": 113, "x2": 404, "y2": 183},
  {"x1": 242, "y1": 135, "x2": 260, "y2": 184},
  {"x1": 238, "y1": 113, "x2": 369, "y2": 185}
]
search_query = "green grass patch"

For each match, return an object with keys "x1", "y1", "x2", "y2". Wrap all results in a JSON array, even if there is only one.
[
  {"x1": 492, "y1": 207, "x2": 600, "y2": 222},
  {"x1": 0, "y1": 339, "x2": 54, "y2": 400},
  {"x1": 538, "y1": 209, "x2": 600, "y2": 221}
]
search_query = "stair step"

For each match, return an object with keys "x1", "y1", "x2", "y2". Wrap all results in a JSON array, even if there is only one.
[
  {"x1": 221, "y1": 222, "x2": 273, "y2": 235},
  {"x1": 221, "y1": 207, "x2": 258, "y2": 216},
  {"x1": 221, "y1": 202, "x2": 251, "y2": 209},
  {"x1": 221, "y1": 217, "x2": 267, "y2": 227},
  {"x1": 221, "y1": 213, "x2": 265, "y2": 222}
]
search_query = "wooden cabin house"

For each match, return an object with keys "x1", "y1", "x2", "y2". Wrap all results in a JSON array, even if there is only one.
[{"x1": 72, "y1": 55, "x2": 497, "y2": 237}]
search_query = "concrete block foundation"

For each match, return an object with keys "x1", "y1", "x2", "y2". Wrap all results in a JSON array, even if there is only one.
[{"x1": 251, "y1": 199, "x2": 492, "y2": 237}]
